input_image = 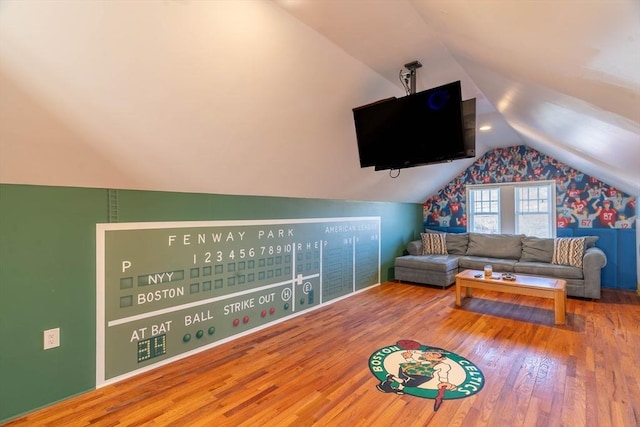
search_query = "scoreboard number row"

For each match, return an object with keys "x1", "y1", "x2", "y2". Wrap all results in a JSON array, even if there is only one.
[{"x1": 192, "y1": 245, "x2": 295, "y2": 264}]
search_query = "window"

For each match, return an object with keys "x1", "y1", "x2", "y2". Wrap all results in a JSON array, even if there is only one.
[
  {"x1": 467, "y1": 182, "x2": 555, "y2": 237},
  {"x1": 515, "y1": 185, "x2": 553, "y2": 237},
  {"x1": 468, "y1": 187, "x2": 500, "y2": 233}
]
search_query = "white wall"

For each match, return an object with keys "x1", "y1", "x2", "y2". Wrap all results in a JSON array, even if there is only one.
[{"x1": 1, "y1": 0, "x2": 430, "y2": 202}]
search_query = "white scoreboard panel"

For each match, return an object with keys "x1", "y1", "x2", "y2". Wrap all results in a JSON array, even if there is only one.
[{"x1": 96, "y1": 217, "x2": 380, "y2": 386}]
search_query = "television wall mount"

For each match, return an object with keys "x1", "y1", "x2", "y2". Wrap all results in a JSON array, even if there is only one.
[{"x1": 403, "y1": 60, "x2": 422, "y2": 95}]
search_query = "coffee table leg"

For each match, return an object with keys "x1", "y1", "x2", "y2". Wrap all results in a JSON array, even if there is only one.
[
  {"x1": 554, "y1": 291, "x2": 566, "y2": 325},
  {"x1": 455, "y1": 281, "x2": 462, "y2": 306}
]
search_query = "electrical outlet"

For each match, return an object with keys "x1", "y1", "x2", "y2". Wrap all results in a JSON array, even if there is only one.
[{"x1": 43, "y1": 328, "x2": 60, "y2": 350}]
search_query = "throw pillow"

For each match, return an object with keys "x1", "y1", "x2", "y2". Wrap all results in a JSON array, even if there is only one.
[
  {"x1": 421, "y1": 232, "x2": 448, "y2": 255},
  {"x1": 552, "y1": 237, "x2": 586, "y2": 268}
]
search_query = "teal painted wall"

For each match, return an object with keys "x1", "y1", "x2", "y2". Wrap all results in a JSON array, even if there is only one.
[{"x1": 0, "y1": 184, "x2": 423, "y2": 422}]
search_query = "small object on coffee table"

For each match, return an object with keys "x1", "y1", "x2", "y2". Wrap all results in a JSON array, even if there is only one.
[
  {"x1": 483, "y1": 264, "x2": 493, "y2": 278},
  {"x1": 502, "y1": 273, "x2": 516, "y2": 281}
]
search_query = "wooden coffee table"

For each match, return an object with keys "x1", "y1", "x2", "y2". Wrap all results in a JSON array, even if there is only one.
[{"x1": 455, "y1": 269, "x2": 566, "y2": 325}]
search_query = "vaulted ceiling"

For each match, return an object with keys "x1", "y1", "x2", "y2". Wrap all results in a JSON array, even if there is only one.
[
  {"x1": 274, "y1": 0, "x2": 640, "y2": 198},
  {"x1": 1, "y1": 0, "x2": 638, "y2": 203}
]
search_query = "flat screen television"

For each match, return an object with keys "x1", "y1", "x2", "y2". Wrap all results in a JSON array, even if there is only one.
[
  {"x1": 459, "y1": 97, "x2": 476, "y2": 159},
  {"x1": 352, "y1": 81, "x2": 467, "y2": 171},
  {"x1": 352, "y1": 96, "x2": 398, "y2": 168}
]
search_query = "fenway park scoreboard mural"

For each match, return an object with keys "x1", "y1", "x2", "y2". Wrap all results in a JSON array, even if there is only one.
[{"x1": 96, "y1": 217, "x2": 380, "y2": 386}]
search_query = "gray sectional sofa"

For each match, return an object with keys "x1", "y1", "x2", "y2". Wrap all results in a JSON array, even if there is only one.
[{"x1": 394, "y1": 232, "x2": 607, "y2": 299}]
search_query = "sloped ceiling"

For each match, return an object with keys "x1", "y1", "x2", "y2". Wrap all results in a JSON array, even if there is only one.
[
  {"x1": 0, "y1": 0, "x2": 638, "y2": 204},
  {"x1": 274, "y1": 0, "x2": 640, "y2": 198}
]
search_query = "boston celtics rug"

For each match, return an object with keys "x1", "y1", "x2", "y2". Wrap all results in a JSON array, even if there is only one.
[{"x1": 369, "y1": 340, "x2": 484, "y2": 411}]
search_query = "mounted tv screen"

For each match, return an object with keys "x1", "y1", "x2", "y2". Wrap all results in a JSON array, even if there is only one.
[
  {"x1": 352, "y1": 81, "x2": 466, "y2": 171},
  {"x1": 352, "y1": 97, "x2": 398, "y2": 168},
  {"x1": 460, "y1": 97, "x2": 476, "y2": 159}
]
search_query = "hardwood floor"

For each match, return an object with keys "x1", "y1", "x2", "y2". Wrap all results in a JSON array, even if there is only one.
[{"x1": 3, "y1": 282, "x2": 639, "y2": 427}]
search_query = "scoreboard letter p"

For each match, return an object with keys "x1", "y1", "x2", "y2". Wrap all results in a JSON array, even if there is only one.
[{"x1": 122, "y1": 261, "x2": 132, "y2": 272}]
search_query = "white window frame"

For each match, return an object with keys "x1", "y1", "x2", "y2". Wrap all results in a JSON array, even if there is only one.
[
  {"x1": 467, "y1": 181, "x2": 556, "y2": 237},
  {"x1": 467, "y1": 186, "x2": 501, "y2": 234}
]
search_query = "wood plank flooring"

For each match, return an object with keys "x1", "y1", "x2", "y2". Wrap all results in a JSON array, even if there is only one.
[{"x1": 3, "y1": 282, "x2": 639, "y2": 427}]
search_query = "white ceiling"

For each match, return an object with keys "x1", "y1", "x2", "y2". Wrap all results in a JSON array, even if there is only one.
[
  {"x1": 274, "y1": 0, "x2": 640, "y2": 197},
  {"x1": 0, "y1": 0, "x2": 638, "y2": 204}
]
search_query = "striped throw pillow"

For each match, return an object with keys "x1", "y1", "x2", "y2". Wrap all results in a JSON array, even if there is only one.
[
  {"x1": 552, "y1": 237, "x2": 586, "y2": 268},
  {"x1": 420, "y1": 232, "x2": 448, "y2": 255}
]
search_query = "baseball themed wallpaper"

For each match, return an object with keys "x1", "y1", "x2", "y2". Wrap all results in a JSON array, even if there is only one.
[{"x1": 423, "y1": 145, "x2": 636, "y2": 231}]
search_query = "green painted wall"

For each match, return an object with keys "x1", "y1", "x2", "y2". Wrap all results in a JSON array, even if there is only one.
[{"x1": 0, "y1": 184, "x2": 423, "y2": 422}]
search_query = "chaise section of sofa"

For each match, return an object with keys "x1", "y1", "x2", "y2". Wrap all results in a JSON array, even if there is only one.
[
  {"x1": 394, "y1": 232, "x2": 607, "y2": 299},
  {"x1": 394, "y1": 253, "x2": 460, "y2": 288}
]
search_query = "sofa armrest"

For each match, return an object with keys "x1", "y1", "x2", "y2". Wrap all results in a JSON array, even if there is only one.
[
  {"x1": 584, "y1": 247, "x2": 607, "y2": 269},
  {"x1": 407, "y1": 240, "x2": 422, "y2": 256},
  {"x1": 582, "y1": 247, "x2": 607, "y2": 299}
]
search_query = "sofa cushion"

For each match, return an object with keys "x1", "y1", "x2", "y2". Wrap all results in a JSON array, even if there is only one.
[
  {"x1": 421, "y1": 233, "x2": 448, "y2": 255},
  {"x1": 583, "y1": 236, "x2": 599, "y2": 248},
  {"x1": 466, "y1": 233, "x2": 524, "y2": 259},
  {"x1": 520, "y1": 236, "x2": 554, "y2": 263},
  {"x1": 458, "y1": 256, "x2": 517, "y2": 272},
  {"x1": 515, "y1": 262, "x2": 584, "y2": 280},
  {"x1": 422, "y1": 230, "x2": 469, "y2": 255},
  {"x1": 552, "y1": 237, "x2": 586, "y2": 268},
  {"x1": 406, "y1": 233, "x2": 474, "y2": 256},
  {"x1": 446, "y1": 233, "x2": 469, "y2": 255}
]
